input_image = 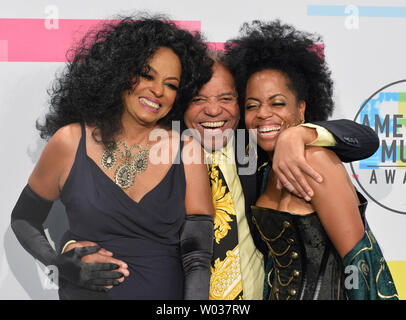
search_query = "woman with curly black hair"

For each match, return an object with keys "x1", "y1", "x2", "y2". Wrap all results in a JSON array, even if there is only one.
[
  {"x1": 225, "y1": 20, "x2": 398, "y2": 300},
  {"x1": 11, "y1": 14, "x2": 215, "y2": 300}
]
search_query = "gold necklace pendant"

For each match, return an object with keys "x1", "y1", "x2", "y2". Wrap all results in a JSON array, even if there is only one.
[
  {"x1": 131, "y1": 149, "x2": 149, "y2": 174},
  {"x1": 110, "y1": 141, "x2": 150, "y2": 190},
  {"x1": 114, "y1": 161, "x2": 135, "y2": 190},
  {"x1": 101, "y1": 148, "x2": 117, "y2": 170}
]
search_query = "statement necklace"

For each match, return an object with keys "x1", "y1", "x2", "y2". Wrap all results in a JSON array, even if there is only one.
[{"x1": 100, "y1": 141, "x2": 150, "y2": 190}]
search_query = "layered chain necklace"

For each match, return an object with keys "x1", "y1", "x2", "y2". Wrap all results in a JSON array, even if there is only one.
[{"x1": 100, "y1": 141, "x2": 150, "y2": 190}]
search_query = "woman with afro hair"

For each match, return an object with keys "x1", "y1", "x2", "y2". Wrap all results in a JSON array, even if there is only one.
[
  {"x1": 11, "y1": 14, "x2": 215, "y2": 300},
  {"x1": 225, "y1": 20, "x2": 398, "y2": 300}
]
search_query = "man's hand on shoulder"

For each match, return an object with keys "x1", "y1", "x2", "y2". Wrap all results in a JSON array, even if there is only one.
[{"x1": 272, "y1": 126, "x2": 323, "y2": 201}]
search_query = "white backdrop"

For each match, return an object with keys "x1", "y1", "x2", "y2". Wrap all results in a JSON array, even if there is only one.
[{"x1": 0, "y1": 0, "x2": 405, "y2": 299}]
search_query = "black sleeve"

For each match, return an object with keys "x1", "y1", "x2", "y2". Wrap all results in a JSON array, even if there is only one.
[
  {"x1": 312, "y1": 119, "x2": 379, "y2": 162},
  {"x1": 11, "y1": 184, "x2": 122, "y2": 291},
  {"x1": 180, "y1": 214, "x2": 213, "y2": 300}
]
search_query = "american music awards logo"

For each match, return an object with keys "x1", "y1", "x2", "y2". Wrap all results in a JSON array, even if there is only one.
[{"x1": 350, "y1": 80, "x2": 406, "y2": 214}]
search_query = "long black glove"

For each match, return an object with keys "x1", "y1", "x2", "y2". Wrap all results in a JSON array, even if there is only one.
[
  {"x1": 10, "y1": 184, "x2": 123, "y2": 291},
  {"x1": 180, "y1": 214, "x2": 213, "y2": 300}
]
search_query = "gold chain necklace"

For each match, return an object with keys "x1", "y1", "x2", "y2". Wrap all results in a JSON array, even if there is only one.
[{"x1": 100, "y1": 141, "x2": 150, "y2": 190}]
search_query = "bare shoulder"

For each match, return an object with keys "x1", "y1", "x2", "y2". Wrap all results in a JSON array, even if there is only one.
[
  {"x1": 304, "y1": 146, "x2": 357, "y2": 200},
  {"x1": 34, "y1": 123, "x2": 82, "y2": 166},
  {"x1": 181, "y1": 135, "x2": 213, "y2": 215},
  {"x1": 28, "y1": 123, "x2": 82, "y2": 200},
  {"x1": 49, "y1": 123, "x2": 82, "y2": 154},
  {"x1": 53, "y1": 122, "x2": 82, "y2": 143},
  {"x1": 304, "y1": 146, "x2": 343, "y2": 173},
  {"x1": 304, "y1": 146, "x2": 349, "y2": 190}
]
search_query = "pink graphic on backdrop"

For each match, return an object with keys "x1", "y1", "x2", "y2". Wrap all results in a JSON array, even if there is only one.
[
  {"x1": 310, "y1": 43, "x2": 325, "y2": 61},
  {"x1": 207, "y1": 42, "x2": 324, "y2": 61},
  {"x1": 207, "y1": 42, "x2": 225, "y2": 52},
  {"x1": 0, "y1": 19, "x2": 201, "y2": 62},
  {"x1": 0, "y1": 40, "x2": 8, "y2": 61},
  {"x1": 0, "y1": 19, "x2": 324, "y2": 62}
]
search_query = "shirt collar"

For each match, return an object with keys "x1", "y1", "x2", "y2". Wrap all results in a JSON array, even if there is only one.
[{"x1": 204, "y1": 136, "x2": 235, "y2": 166}]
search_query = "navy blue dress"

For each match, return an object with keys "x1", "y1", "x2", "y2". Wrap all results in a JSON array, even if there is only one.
[{"x1": 59, "y1": 123, "x2": 186, "y2": 300}]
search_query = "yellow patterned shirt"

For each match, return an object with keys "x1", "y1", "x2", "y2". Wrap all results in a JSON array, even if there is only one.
[{"x1": 205, "y1": 138, "x2": 264, "y2": 300}]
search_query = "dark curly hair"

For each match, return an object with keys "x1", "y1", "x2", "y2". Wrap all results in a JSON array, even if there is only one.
[
  {"x1": 38, "y1": 13, "x2": 213, "y2": 147},
  {"x1": 224, "y1": 20, "x2": 334, "y2": 124}
]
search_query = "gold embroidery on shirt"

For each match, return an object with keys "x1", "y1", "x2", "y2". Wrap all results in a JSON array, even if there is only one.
[
  {"x1": 376, "y1": 258, "x2": 399, "y2": 299},
  {"x1": 209, "y1": 246, "x2": 243, "y2": 300},
  {"x1": 209, "y1": 166, "x2": 237, "y2": 244}
]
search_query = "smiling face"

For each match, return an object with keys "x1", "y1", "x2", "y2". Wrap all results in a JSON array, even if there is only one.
[
  {"x1": 184, "y1": 63, "x2": 240, "y2": 151},
  {"x1": 244, "y1": 69, "x2": 306, "y2": 156},
  {"x1": 122, "y1": 47, "x2": 181, "y2": 128}
]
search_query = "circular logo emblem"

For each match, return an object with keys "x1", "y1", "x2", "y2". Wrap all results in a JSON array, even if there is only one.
[{"x1": 350, "y1": 80, "x2": 406, "y2": 215}]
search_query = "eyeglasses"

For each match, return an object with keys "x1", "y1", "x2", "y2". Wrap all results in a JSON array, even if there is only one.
[{"x1": 190, "y1": 94, "x2": 238, "y2": 106}]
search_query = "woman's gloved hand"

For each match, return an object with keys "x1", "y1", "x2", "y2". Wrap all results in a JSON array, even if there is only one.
[
  {"x1": 57, "y1": 245, "x2": 123, "y2": 291},
  {"x1": 11, "y1": 184, "x2": 123, "y2": 292}
]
